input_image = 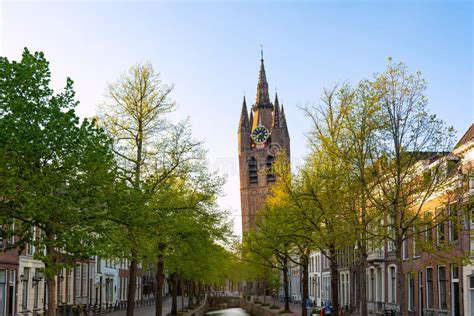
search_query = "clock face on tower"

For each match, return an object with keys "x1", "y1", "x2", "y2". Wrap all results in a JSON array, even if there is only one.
[{"x1": 251, "y1": 125, "x2": 270, "y2": 144}]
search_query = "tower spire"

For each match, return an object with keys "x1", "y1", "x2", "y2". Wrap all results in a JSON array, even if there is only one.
[
  {"x1": 238, "y1": 96, "x2": 250, "y2": 131},
  {"x1": 255, "y1": 51, "x2": 271, "y2": 108},
  {"x1": 281, "y1": 104, "x2": 288, "y2": 132},
  {"x1": 272, "y1": 93, "x2": 281, "y2": 128}
]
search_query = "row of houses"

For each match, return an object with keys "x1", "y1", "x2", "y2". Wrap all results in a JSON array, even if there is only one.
[
  {"x1": 285, "y1": 124, "x2": 474, "y2": 315},
  {"x1": 0, "y1": 248, "x2": 166, "y2": 316}
]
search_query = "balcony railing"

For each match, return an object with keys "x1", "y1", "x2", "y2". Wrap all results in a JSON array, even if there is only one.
[{"x1": 367, "y1": 249, "x2": 384, "y2": 261}]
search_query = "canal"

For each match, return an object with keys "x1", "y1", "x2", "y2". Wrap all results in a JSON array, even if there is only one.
[{"x1": 206, "y1": 308, "x2": 249, "y2": 316}]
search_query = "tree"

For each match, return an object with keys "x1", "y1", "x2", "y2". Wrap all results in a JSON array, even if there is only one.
[
  {"x1": 143, "y1": 133, "x2": 230, "y2": 315},
  {"x1": 304, "y1": 83, "x2": 381, "y2": 315},
  {"x1": 146, "y1": 155, "x2": 230, "y2": 316},
  {"x1": 100, "y1": 62, "x2": 181, "y2": 316},
  {"x1": 266, "y1": 154, "x2": 315, "y2": 316},
  {"x1": 245, "y1": 201, "x2": 294, "y2": 312},
  {"x1": 365, "y1": 60, "x2": 455, "y2": 314},
  {"x1": 0, "y1": 49, "x2": 116, "y2": 316},
  {"x1": 268, "y1": 141, "x2": 356, "y2": 314}
]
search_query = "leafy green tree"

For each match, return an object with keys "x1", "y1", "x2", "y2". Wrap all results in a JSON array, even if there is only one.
[
  {"x1": 142, "y1": 139, "x2": 230, "y2": 316},
  {"x1": 265, "y1": 155, "x2": 315, "y2": 316},
  {"x1": 304, "y1": 83, "x2": 381, "y2": 315},
  {"x1": 365, "y1": 60, "x2": 456, "y2": 314},
  {"x1": 0, "y1": 49, "x2": 116, "y2": 316},
  {"x1": 246, "y1": 204, "x2": 293, "y2": 312},
  {"x1": 100, "y1": 62, "x2": 193, "y2": 316}
]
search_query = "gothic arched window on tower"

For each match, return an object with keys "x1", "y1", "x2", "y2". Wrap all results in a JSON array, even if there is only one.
[
  {"x1": 249, "y1": 157, "x2": 258, "y2": 184},
  {"x1": 266, "y1": 156, "x2": 275, "y2": 183}
]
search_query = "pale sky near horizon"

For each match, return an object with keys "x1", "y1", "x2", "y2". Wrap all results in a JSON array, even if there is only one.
[{"x1": 1, "y1": 0, "x2": 472, "y2": 238}]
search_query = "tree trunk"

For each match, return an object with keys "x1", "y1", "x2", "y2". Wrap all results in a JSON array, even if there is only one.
[
  {"x1": 359, "y1": 241, "x2": 368, "y2": 316},
  {"x1": 329, "y1": 246, "x2": 339, "y2": 314},
  {"x1": 301, "y1": 255, "x2": 309, "y2": 316},
  {"x1": 171, "y1": 272, "x2": 178, "y2": 316},
  {"x1": 188, "y1": 281, "x2": 194, "y2": 308},
  {"x1": 196, "y1": 282, "x2": 201, "y2": 304},
  {"x1": 263, "y1": 281, "x2": 266, "y2": 304},
  {"x1": 127, "y1": 256, "x2": 138, "y2": 316},
  {"x1": 358, "y1": 193, "x2": 369, "y2": 316},
  {"x1": 282, "y1": 264, "x2": 290, "y2": 311},
  {"x1": 155, "y1": 249, "x2": 165, "y2": 316},
  {"x1": 45, "y1": 233, "x2": 57, "y2": 316},
  {"x1": 396, "y1": 242, "x2": 407, "y2": 315},
  {"x1": 180, "y1": 277, "x2": 184, "y2": 311}
]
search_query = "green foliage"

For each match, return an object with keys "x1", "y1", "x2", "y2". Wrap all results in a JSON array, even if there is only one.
[{"x1": 0, "y1": 48, "x2": 117, "y2": 274}]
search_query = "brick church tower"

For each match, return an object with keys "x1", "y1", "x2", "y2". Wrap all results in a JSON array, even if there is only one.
[{"x1": 238, "y1": 55, "x2": 290, "y2": 235}]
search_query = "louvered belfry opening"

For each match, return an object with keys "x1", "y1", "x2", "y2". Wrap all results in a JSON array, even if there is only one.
[
  {"x1": 266, "y1": 156, "x2": 275, "y2": 183},
  {"x1": 248, "y1": 157, "x2": 258, "y2": 184}
]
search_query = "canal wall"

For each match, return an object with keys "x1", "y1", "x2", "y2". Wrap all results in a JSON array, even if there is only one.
[
  {"x1": 239, "y1": 299, "x2": 292, "y2": 316},
  {"x1": 207, "y1": 296, "x2": 292, "y2": 316},
  {"x1": 184, "y1": 300, "x2": 209, "y2": 316}
]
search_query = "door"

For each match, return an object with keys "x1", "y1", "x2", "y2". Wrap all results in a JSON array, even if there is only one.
[
  {"x1": 7, "y1": 286, "x2": 13, "y2": 316},
  {"x1": 451, "y1": 265, "x2": 460, "y2": 316},
  {"x1": 452, "y1": 282, "x2": 460, "y2": 316}
]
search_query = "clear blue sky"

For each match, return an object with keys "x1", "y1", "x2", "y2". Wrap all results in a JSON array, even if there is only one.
[{"x1": 1, "y1": 0, "x2": 472, "y2": 237}]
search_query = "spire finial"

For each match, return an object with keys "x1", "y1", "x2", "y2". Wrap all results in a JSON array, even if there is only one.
[
  {"x1": 256, "y1": 47, "x2": 270, "y2": 108},
  {"x1": 260, "y1": 44, "x2": 263, "y2": 61}
]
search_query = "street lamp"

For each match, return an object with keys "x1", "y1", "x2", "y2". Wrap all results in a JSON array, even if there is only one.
[
  {"x1": 19, "y1": 274, "x2": 28, "y2": 282},
  {"x1": 32, "y1": 271, "x2": 44, "y2": 286}
]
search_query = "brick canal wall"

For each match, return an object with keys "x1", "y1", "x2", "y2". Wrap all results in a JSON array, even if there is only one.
[{"x1": 207, "y1": 297, "x2": 292, "y2": 316}]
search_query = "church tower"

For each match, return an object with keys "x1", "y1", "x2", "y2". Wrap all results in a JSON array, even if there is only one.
[{"x1": 238, "y1": 55, "x2": 290, "y2": 235}]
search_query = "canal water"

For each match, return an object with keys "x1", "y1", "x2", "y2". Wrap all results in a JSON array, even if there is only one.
[{"x1": 206, "y1": 308, "x2": 249, "y2": 316}]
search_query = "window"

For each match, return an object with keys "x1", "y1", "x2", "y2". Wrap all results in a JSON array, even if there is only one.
[
  {"x1": 451, "y1": 264, "x2": 459, "y2": 280},
  {"x1": 67, "y1": 269, "x2": 73, "y2": 304},
  {"x1": 22, "y1": 267, "x2": 29, "y2": 310},
  {"x1": 387, "y1": 217, "x2": 395, "y2": 252},
  {"x1": 424, "y1": 211, "x2": 433, "y2": 243},
  {"x1": 369, "y1": 269, "x2": 375, "y2": 301},
  {"x1": 97, "y1": 258, "x2": 102, "y2": 274},
  {"x1": 33, "y1": 269, "x2": 40, "y2": 309},
  {"x1": 74, "y1": 264, "x2": 81, "y2": 297},
  {"x1": 388, "y1": 266, "x2": 396, "y2": 303},
  {"x1": 0, "y1": 270, "x2": 5, "y2": 316},
  {"x1": 58, "y1": 269, "x2": 64, "y2": 304},
  {"x1": 402, "y1": 235, "x2": 408, "y2": 260},
  {"x1": 413, "y1": 227, "x2": 421, "y2": 257},
  {"x1": 408, "y1": 273, "x2": 415, "y2": 311},
  {"x1": 106, "y1": 278, "x2": 113, "y2": 303},
  {"x1": 426, "y1": 268, "x2": 434, "y2": 308},
  {"x1": 340, "y1": 272, "x2": 349, "y2": 306},
  {"x1": 436, "y1": 207, "x2": 445, "y2": 246},
  {"x1": 266, "y1": 156, "x2": 275, "y2": 182},
  {"x1": 438, "y1": 266, "x2": 447, "y2": 310},
  {"x1": 81, "y1": 263, "x2": 88, "y2": 297},
  {"x1": 248, "y1": 157, "x2": 258, "y2": 184},
  {"x1": 26, "y1": 228, "x2": 36, "y2": 256},
  {"x1": 449, "y1": 203, "x2": 459, "y2": 242}
]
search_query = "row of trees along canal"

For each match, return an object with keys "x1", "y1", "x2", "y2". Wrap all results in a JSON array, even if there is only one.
[
  {"x1": 0, "y1": 49, "x2": 239, "y2": 316},
  {"x1": 240, "y1": 59, "x2": 472, "y2": 316}
]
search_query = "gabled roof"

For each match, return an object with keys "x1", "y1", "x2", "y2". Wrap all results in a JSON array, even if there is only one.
[{"x1": 455, "y1": 123, "x2": 474, "y2": 148}]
